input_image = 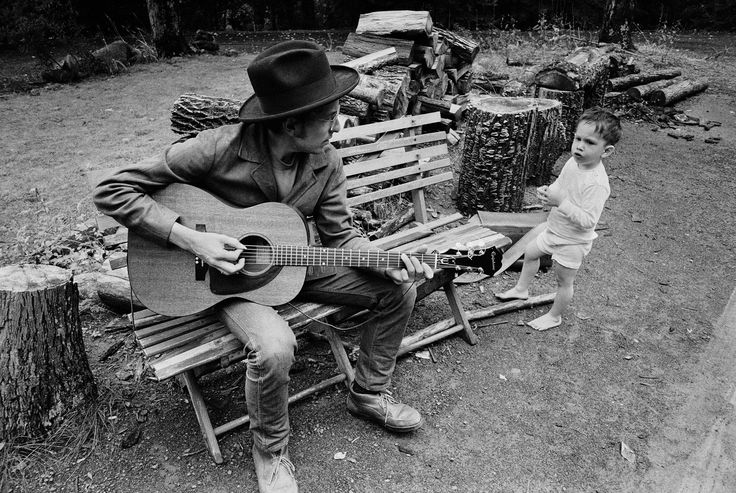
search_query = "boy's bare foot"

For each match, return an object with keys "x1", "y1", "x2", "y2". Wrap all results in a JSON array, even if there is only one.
[
  {"x1": 495, "y1": 287, "x2": 529, "y2": 301},
  {"x1": 526, "y1": 313, "x2": 562, "y2": 331}
]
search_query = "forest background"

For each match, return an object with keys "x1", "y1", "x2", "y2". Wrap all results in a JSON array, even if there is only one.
[{"x1": 2, "y1": 0, "x2": 735, "y2": 55}]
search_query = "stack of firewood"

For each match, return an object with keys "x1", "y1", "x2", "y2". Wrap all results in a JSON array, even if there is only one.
[{"x1": 339, "y1": 10, "x2": 480, "y2": 129}]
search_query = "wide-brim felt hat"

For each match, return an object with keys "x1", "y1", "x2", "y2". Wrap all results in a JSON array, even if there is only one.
[{"x1": 239, "y1": 40, "x2": 359, "y2": 123}]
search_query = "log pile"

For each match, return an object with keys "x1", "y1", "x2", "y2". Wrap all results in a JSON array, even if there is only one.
[{"x1": 341, "y1": 10, "x2": 481, "y2": 127}]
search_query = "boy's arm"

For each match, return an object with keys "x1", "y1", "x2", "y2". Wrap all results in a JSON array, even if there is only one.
[{"x1": 556, "y1": 184, "x2": 609, "y2": 230}]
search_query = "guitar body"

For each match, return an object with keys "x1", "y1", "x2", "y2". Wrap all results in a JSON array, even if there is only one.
[{"x1": 127, "y1": 184, "x2": 308, "y2": 316}]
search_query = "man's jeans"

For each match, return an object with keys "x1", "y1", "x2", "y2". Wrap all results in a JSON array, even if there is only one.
[{"x1": 218, "y1": 267, "x2": 417, "y2": 453}]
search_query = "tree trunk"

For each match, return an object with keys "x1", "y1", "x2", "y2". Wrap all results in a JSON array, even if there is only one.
[
  {"x1": 432, "y1": 27, "x2": 480, "y2": 64},
  {"x1": 647, "y1": 79, "x2": 709, "y2": 106},
  {"x1": 146, "y1": 0, "x2": 190, "y2": 57},
  {"x1": 0, "y1": 265, "x2": 97, "y2": 441},
  {"x1": 534, "y1": 46, "x2": 613, "y2": 109},
  {"x1": 342, "y1": 33, "x2": 415, "y2": 65},
  {"x1": 607, "y1": 69, "x2": 681, "y2": 92},
  {"x1": 536, "y1": 87, "x2": 584, "y2": 144},
  {"x1": 355, "y1": 10, "x2": 433, "y2": 38},
  {"x1": 626, "y1": 78, "x2": 679, "y2": 100},
  {"x1": 599, "y1": 0, "x2": 636, "y2": 50},
  {"x1": 457, "y1": 96, "x2": 564, "y2": 214}
]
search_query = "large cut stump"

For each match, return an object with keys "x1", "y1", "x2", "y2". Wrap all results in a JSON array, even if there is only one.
[
  {"x1": 457, "y1": 96, "x2": 564, "y2": 214},
  {"x1": 0, "y1": 264, "x2": 97, "y2": 441},
  {"x1": 537, "y1": 87, "x2": 584, "y2": 144}
]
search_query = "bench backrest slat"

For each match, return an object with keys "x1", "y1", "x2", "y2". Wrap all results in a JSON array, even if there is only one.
[
  {"x1": 343, "y1": 144, "x2": 448, "y2": 178},
  {"x1": 331, "y1": 112, "x2": 441, "y2": 143},
  {"x1": 347, "y1": 172, "x2": 452, "y2": 207}
]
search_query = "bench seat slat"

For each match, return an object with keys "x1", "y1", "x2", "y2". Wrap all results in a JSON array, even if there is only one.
[
  {"x1": 138, "y1": 316, "x2": 223, "y2": 349},
  {"x1": 152, "y1": 334, "x2": 243, "y2": 381},
  {"x1": 135, "y1": 311, "x2": 217, "y2": 339},
  {"x1": 145, "y1": 324, "x2": 228, "y2": 357}
]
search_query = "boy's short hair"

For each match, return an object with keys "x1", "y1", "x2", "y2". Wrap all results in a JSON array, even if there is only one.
[{"x1": 577, "y1": 107, "x2": 622, "y2": 145}]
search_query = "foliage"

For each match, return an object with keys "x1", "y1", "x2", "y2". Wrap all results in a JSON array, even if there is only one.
[{"x1": 0, "y1": 0, "x2": 81, "y2": 51}]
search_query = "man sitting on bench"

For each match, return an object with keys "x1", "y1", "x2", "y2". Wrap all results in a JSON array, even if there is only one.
[{"x1": 93, "y1": 40, "x2": 433, "y2": 493}]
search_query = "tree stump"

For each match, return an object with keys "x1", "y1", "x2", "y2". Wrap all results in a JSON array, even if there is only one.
[
  {"x1": 0, "y1": 264, "x2": 97, "y2": 441},
  {"x1": 457, "y1": 96, "x2": 564, "y2": 214},
  {"x1": 537, "y1": 87, "x2": 584, "y2": 144}
]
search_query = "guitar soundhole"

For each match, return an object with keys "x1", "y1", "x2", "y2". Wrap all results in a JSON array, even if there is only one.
[{"x1": 239, "y1": 234, "x2": 273, "y2": 276}]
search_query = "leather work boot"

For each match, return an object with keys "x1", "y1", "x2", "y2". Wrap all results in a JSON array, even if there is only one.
[
  {"x1": 252, "y1": 445, "x2": 298, "y2": 493},
  {"x1": 347, "y1": 387, "x2": 423, "y2": 432}
]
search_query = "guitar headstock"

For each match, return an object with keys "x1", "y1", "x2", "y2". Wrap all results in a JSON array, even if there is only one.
[{"x1": 446, "y1": 246, "x2": 503, "y2": 275}]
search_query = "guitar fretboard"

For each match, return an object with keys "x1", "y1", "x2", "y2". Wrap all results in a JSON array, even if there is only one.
[{"x1": 242, "y1": 245, "x2": 452, "y2": 270}]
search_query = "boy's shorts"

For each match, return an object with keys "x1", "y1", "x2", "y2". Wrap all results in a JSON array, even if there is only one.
[{"x1": 536, "y1": 229, "x2": 592, "y2": 270}]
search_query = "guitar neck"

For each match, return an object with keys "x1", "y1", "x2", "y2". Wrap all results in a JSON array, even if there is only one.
[{"x1": 246, "y1": 245, "x2": 454, "y2": 270}]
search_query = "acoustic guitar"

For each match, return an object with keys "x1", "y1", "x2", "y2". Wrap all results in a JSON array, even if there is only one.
[{"x1": 127, "y1": 183, "x2": 502, "y2": 316}]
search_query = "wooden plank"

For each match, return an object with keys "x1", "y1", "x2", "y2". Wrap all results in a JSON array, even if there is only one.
[
  {"x1": 135, "y1": 311, "x2": 217, "y2": 339},
  {"x1": 343, "y1": 144, "x2": 448, "y2": 177},
  {"x1": 145, "y1": 325, "x2": 228, "y2": 357},
  {"x1": 338, "y1": 131, "x2": 446, "y2": 159},
  {"x1": 139, "y1": 317, "x2": 223, "y2": 349},
  {"x1": 341, "y1": 47, "x2": 398, "y2": 73},
  {"x1": 332, "y1": 113, "x2": 441, "y2": 143},
  {"x1": 347, "y1": 159, "x2": 450, "y2": 190},
  {"x1": 152, "y1": 334, "x2": 242, "y2": 380},
  {"x1": 371, "y1": 226, "x2": 433, "y2": 250},
  {"x1": 347, "y1": 172, "x2": 452, "y2": 206}
]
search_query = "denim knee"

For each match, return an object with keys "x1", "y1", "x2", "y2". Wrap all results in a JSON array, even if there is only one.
[{"x1": 249, "y1": 327, "x2": 297, "y2": 380}]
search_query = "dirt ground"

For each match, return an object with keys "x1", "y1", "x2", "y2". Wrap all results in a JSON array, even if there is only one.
[{"x1": 2, "y1": 32, "x2": 736, "y2": 492}]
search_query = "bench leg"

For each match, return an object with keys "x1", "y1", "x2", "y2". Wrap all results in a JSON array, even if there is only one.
[
  {"x1": 323, "y1": 327, "x2": 355, "y2": 388},
  {"x1": 443, "y1": 281, "x2": 478, "y2": 345},
  {"x1": 180, "y1": 370, "x2": 224, "y2": 464}
]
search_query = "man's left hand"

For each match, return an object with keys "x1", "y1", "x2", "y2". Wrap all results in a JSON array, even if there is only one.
[{"x1": 385, "y1": 245, "x2": 434, "y2": 284}]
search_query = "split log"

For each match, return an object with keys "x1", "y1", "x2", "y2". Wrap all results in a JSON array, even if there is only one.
[
  {"x1": 534, "y1": 46, "x2": 613, "y2": 108},
  {"x1": 457, "y1": 96, "x2": 564, "y2": 214},
  {"x1": 422, "y1": 71, "x2": 449, "y2": 100},
  {"x1": 536, "y1": 87, "x2": 584, "y2": 144},
  {"x1": 432, "y1": 27, "x2": 480, "y2": 64},
  {"x1": 339, "y1": 96, "x2": 370, "y2": 120},
  {"x1": 625, "y1": 78, "x2": 679, "y2": 100},
  {"x1": 413, "y1": 46, "x2": 435, "y2": 68},
  {"x1": 341, "y1": 48, "x2": 398, "y2": 73},
  {"x1": 369, "y1": 206, "x2": 414, "y2": 240},
  {"x1": 0, "y1": 265, "x2": 97, "y2": 441},
  {"x1": 349, "y1": 74, "x2": 386, "y2": 106},
  {"x1": 355, "y1": 10, "x2": 432, "y2": 38},
  {"x1": 647, "y1": 79, "x2": 708, "y2": 106},
  {"x1": 470, "y1": 210, "x2": 548, "y2": 243},
  {"x1": 607, "y1": 69, "x2": 681, "y2": 92},
  {"x1": 369, "y1": 65, "x2": 411, "y2": 121},
  {"x1": 343, "y1": 33, "x2": 415, "y2": 65},
  {"x1": 417, "y1": 95, "x2": 463, "y2": 122}
]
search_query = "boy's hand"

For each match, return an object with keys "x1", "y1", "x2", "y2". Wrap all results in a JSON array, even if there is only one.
[{"x1": 537, "y1": 185, "x2": 567, "y2": 207}]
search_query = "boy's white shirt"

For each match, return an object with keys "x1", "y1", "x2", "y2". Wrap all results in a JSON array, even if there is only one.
[{"x1": 546, "y1": 157, "x2": 610, "y2": 242}]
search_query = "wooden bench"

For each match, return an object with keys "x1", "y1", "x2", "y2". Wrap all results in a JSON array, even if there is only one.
[{"x1": 95, "y1": 111, "x2": 510, "y2": 463}]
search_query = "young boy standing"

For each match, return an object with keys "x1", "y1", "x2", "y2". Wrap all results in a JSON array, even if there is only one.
[{"x1": 496, "y1": 107, "x2": 622, "y2": 331}]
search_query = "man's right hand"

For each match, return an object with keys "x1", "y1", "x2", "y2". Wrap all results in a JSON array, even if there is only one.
[{"x1": 169, "y1": 223, "x2": 247, "y2": 275}]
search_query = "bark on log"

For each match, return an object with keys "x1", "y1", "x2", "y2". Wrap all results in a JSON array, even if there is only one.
[
  {"x1": 341, "y1": 48, "x2": 399, "y2": 74},
  {"x1": 607, "y1": 69, "x2": 681, "y2": 92},
  {"x1": 625, "y1": 78, "x2": 679, "y2": 100},
  {"x1": 355, "y1": 10, "x2": 433, "y2": 38},
  {"x1": 536, "y1": 87, "x2": 584, "y2": 144},
  {"x1": 343, "y1": 33, "x2": 415, "y2": 65},
  {"x1": 369, "y1": 65, "x2": 411, "y2": 121},
  {"x1": 340, "y1": 96, "x2": 370, "y2": 120},
  {"x1": 457, "y1": 96, "x2": 565, "y2": 214},
  {"x1": 534, "y1": 46, "x2": 613, "y2": 108},
  {"x1": 0, "y1": 265, "x2": 97, "y2": 441},
  {"x1": 97, "y1": 272, "x2": 145, "y2": 313},
  {"x1": 432, "y1": 27, "x2": 480, "y2": 64},
  {"x1": 647, "y1": 79, "x2": 709, "y2": 106},
  {"x1": 350, "y1": 74, "x2": 387, "y2": 106},
  {"x1": 171, "y1": 93, "x2": 241, "y2": 136},
  {"x1": 417, "y1": 95, "x2": 462, "y2": 121}
]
